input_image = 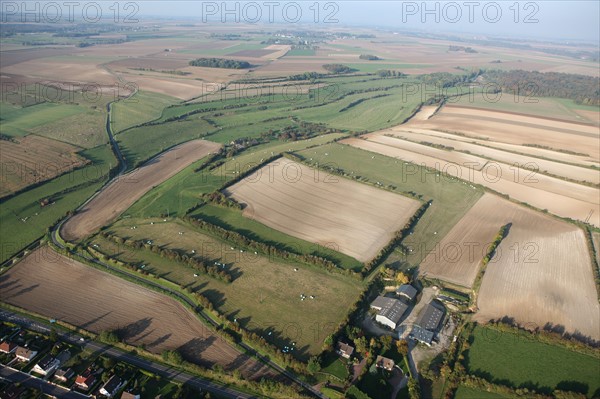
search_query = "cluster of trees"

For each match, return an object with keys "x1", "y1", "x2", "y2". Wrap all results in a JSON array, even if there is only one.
[
  {"x1": 189, "y1": 58, "x2": 251, "y2": 69},
  {"x1": 260, "y1": 121, "x2": 335, "y2": 141},
  {"x1": 359, "y1": 54, "x2": 381, "y2": 60},
  {"x1": 201, "y1": 191, "x2": 242, "y2": 209},
  {"x1": 481, "y1": 70, "x2": 600, "y2": 105},
  {"x1": 101, "y1": 232, "x2": 234, "y2": 283},
  {"x1": 448, "y1": 45, "x2": 477, "y2": 53},
  {"x1": 377, "y1": 70, "x2": 406, "y2": 78},
  {"x1": 288, "y1": 72, "x2": 323, "y2": 81},
  {"x1": 418, "y1": 70, "x2": 483, "y2": 88},
  {"x1": 322, "y1": 64, "x2": 353, "y2": 74},
  {"x1": 482, "y1": 223, "x2": 511, "y2": 266}
]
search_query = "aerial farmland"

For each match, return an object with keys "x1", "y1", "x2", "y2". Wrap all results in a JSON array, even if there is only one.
[{"x1": 1, "y1": 6, "x2": 599, "y2": 399}]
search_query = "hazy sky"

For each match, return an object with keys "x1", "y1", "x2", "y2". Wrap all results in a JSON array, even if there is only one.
[{"x1": 133, "y1": 1, "x2": 600, "y2": 42}]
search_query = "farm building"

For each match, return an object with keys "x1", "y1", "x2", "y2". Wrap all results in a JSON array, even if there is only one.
[
  {"x1": 410, "y1": 300, "x2": 446, "y2": 346},
  {"x1": 416, "y1": 301, "x2": 445, "y2": 331},
  {"x1": 32, "y1": 354, "x2": 60, "y2": 376},
  {"x1": 15, "y1": 346, "x2": 37, "y2": 362},
  {"x1": 396, "y1": 284, "x2": 417, "y2": 301},
  {"x1": 409, "y1": 325, "x2": 435, "y2": 346},
  {"x1": 0, "y1": 341, "x2": 16, "y2": 354},
  {"x1": 100, "y1": 375, "x2": 124, "y2": 398},
  {"x1": 375, "y1": 355, "x2": 395, "y2": 371},
  {"x1": 336, "y1": 341, "x2": 354, "y2": 359},
  {"x1": 370, "y1": 296, "x2": 409, "y2": 330}
]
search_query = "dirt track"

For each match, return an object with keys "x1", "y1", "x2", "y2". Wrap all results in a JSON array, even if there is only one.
[
  {"x1": 225, "y1": 158, "x2": 421, "y2": 263},
  {"x1": 61, "y1": 139, "x2": 221, "y2": 241},
  {"x1": 0, "y1": 246, "x2": 275, "y2": 380}
]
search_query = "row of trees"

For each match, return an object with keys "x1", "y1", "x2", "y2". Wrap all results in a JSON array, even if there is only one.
[
  {"x1": 189, "y1": 58, "x2": 251, "y2": 69},
  {"x1": 363, "y1": 200, "x2": 432, "y2": 275},
  {"x1": 183, "y1": 216, "x2": 357, "y2": 276},
  {"x1": 101, "y1": 232, "x2": 234, "y2": 283}
]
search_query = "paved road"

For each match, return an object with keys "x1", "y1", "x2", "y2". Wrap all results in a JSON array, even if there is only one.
[
  {"x1": 0, "y1": 367, "x2": 90, "y2": 399},
  {"x1": 0, "y1": 310, "x2": 257, "y2": 399}
]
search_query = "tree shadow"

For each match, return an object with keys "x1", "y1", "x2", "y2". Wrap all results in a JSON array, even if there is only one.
[
  {"x1": 117, "y1": 317, "x2": 153, "y2": 341},
  {"x1": 6, "y1": 283, "x2": 39, "y2": 300},
  {"x1": 81, "y1": 311, "x2": 112, "y2": 330},
  {"x1": 177, "y1": 336, "x2": 217, "y2": 365}
]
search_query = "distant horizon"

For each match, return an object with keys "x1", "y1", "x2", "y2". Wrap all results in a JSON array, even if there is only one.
[{"x1": 130, "y1": 1, "x2": 600, "y2": 43}]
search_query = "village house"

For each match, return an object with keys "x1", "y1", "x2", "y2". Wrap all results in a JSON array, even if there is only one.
[
  {"x1": 0, "y1": 341, "x2": 16, "y2": 354},
  {"x1": 14, "y1": 346, "x2": 37, "y2": 362},
  {"x1": 54, "y1": 368, "x2": 75, "y2": 382},
  {"x1": 335, "y1": 341, "x2": 354, "y2": 359},
  {"x1": 100, "y1": 375, "x2": 124, "y2": 398},
  {"x1": 375, "y1": 355, "x2": 395, "y2": 371},
  {"x1": 32, "y1": 354, "x2": 60, "y2": 376},
  {"x1": 75, "y1": 369, "x2": 97, "y2": 391}
]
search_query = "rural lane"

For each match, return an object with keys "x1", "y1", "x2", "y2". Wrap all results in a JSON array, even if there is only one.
[{"x1": 0, "y1": 309, "x2": 257, "y2": 399}]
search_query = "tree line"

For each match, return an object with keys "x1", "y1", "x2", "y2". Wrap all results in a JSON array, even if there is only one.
[
  {"x1": 189, "y1": 58, "x2": 251, "y2": 69},
  {"x1": 481, "y1": 69, "x2": 600, "y2": 105},
  {"x1": 101, "y1": 232, "x2": 234, "y2": 283}
]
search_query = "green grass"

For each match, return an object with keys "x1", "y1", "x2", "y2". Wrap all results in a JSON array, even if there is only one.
[
  {"x1": 286, "y1": 48, "x2": 316, "y2": 56},
  {"x1": 291, "y1": 86, "x2": 422, "y2": 131},
  {"x1": 345, "y1": 63, "x2": 431, "y2": 73},
  {"x1": 296, "y1": 143, "x2": 483, "y2": 267},
  {"x1": 0, "y1": 145, "x2": 116, "y2": 263},
  {"x1": 29, "y1": 104, "x2": 108, "y2": 148},
  {"x1": 450, "y1": 92, "x2": 600, "y2": 123},
  {"x1": 116, "y1": 117, "x2": 215, "y2": 169},
  {"x1": 213, "y1": 133, "x2": 346, "y2": 178},
  {"x1": 466, "y1": 325, "x2": 600, "y2": 397},
  {"x1": 319, "y1": 352, "x2": 350, "y2": 380},
  {"x1": 125, "y1": 133, "x2": 346, "y2": 218},
  {"x1": 0, "y1": 102, "x2": 88, "y2": 137},
  {"x1": 320, "y1": 387, "x2": 345, "y2": 399},
  {"x1": 111, "y1": 91, "x2": 179, "y2": 133},
  {"x1": 191, "y1": 204, "x2": 363, "y2": 271},
  {"x1": 124, "y1": 156, "x2": 221, "y2": 218},
  {"x1": 453, "y1": 386, "x2": 515, "y2": 399},
  {"x1": 92, "y1": 218, "x2": 364, "y2": 358}
]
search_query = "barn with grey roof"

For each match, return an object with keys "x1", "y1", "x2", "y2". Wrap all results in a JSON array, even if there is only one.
[{"x1": 370, "y1": 296, "x2": 409, "y2": 330}]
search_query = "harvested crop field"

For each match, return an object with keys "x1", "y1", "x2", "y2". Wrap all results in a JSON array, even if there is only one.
[
  {"x1": 419, "y1": 193, "x2": 512, "y2": 287},
  {"x1": 0, "y1": 135, "x2": 88, "y2": 197},
  {"x1": 224, "y1": 158, "x2": 421, "y2": 262},
  {"x1": 418, "y1": 106, "x2": 600, "y2": 162},
  {"x1": 61, "y1": 139, "x2": 221, "y2": 241},
  {"x1": 342, "y1": 137, "x2": 600, "y2": 227},
  {"x1": 381, "y1": 129, "x2": 599, "y2": 184},
  {"x1": 0, "y1": 246, "x2": 275, "y2": 379},
  {"x1": 471, "y1": 195, "x2": 600, "y2": 341}
]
